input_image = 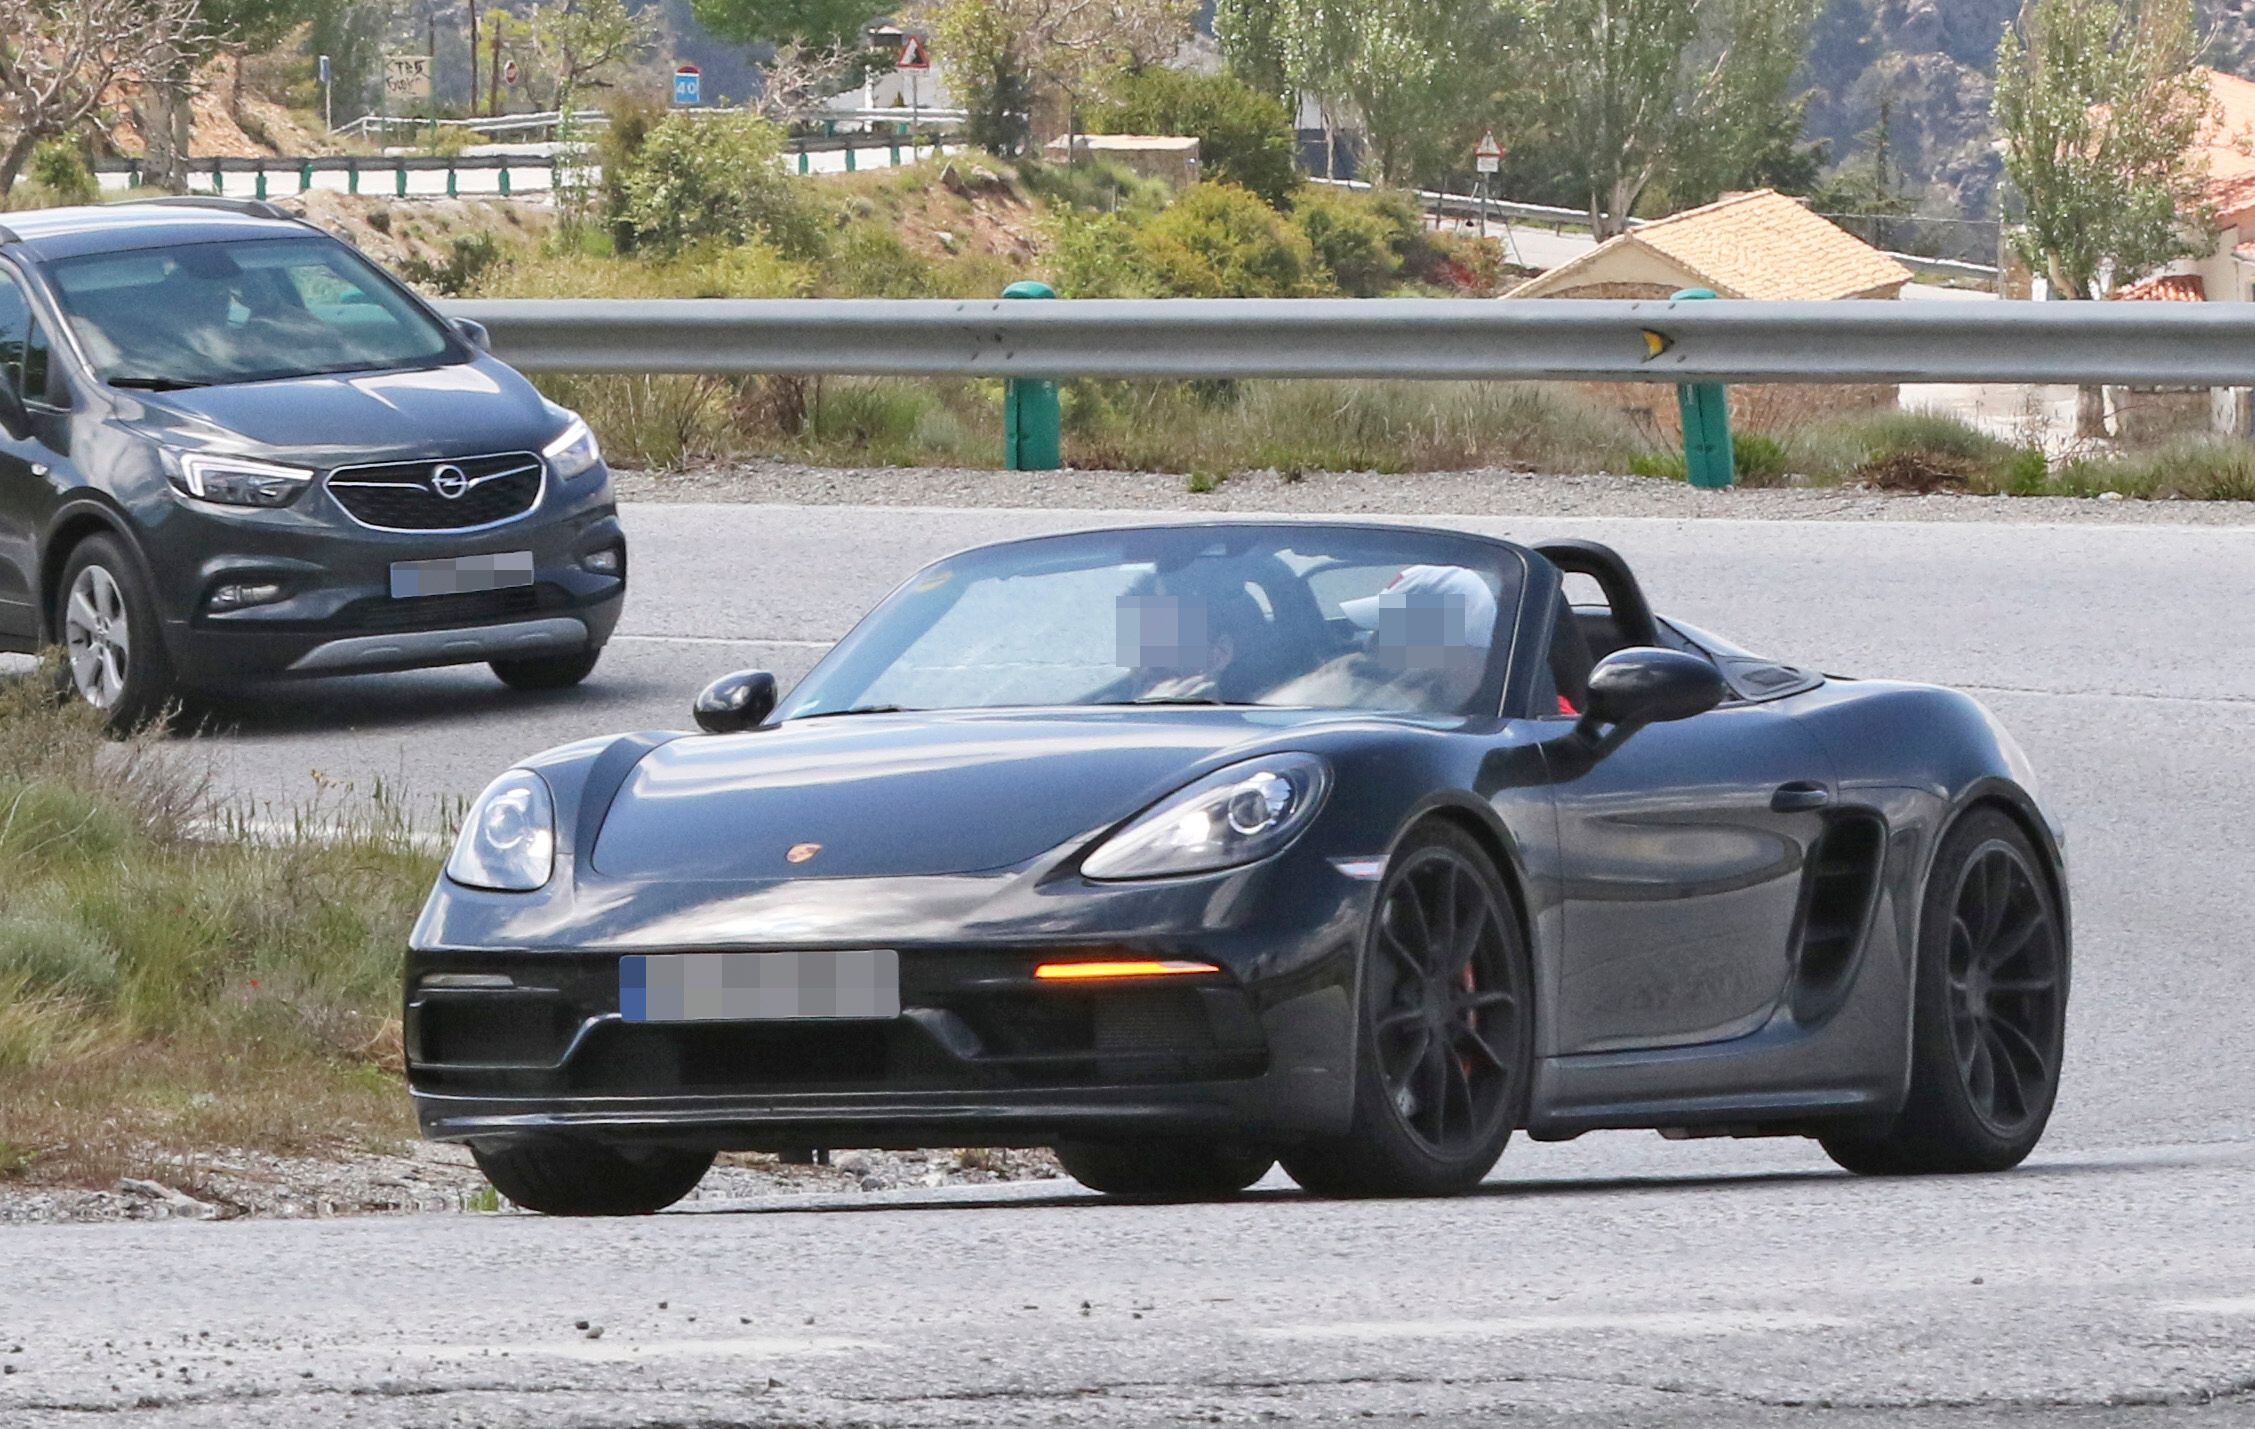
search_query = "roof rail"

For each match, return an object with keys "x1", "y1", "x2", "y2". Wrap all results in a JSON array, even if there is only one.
[{"x1": 121, "y1": 195, "x2": 296, "y2": 222}]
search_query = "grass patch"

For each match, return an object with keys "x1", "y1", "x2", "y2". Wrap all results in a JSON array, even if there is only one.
[{"x1": 0, "y1": 670, "x2": 434, "y2": 1187}]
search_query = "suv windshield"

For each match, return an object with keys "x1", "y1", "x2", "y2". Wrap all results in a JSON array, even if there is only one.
[
  {"x1": 775, "y1": 526, "x2": 1527, "y2": 721},
  {"x1": 46, "y1": 235, "x2": 458, "y2": 388}
]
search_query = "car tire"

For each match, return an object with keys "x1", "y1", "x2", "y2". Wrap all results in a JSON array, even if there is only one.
[
  {"x1": 1279, "y1": 824, "x2": 1533, "y2": 1198},
  {"x1": 1820, "y1": 807, "x2": 2068, "y2": 1177},
  {"x1": 53, "y1": 534, "x2": 177, "y2": 731},
  {"x1": 490, "y1": 648, "x2": 603, "y2": 691},
  {"x1": 1054, "y1": 1140, "x2": 1275, "y2": 1202},
  {"x1": 470, "y1": 1137, "x2": 714, "y2": 1216}
]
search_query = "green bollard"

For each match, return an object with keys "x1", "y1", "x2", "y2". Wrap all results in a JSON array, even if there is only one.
[
  {"x1": 1001, "y1": 281, "x2": 1062, "y2": 471},
  {"x1": 798, "y1": 150, "x2": 809, "y2": 175},
  {"x1": 211, "y1": 158, "x2": 224, "y2": 194},
  {"x1": 446, "y1": 164, "x2": 458, "y2": 198},
  {"x1": 299, "y1": 161, "x2": 312, "y2": 193},
  {"x1": 844, "y1": 144, "x2": 856, "y2": 173},
  {"x1": 347, "y1": 158, "x2": 360, "y2": 195},
  {"x1": 255, "y1": 165, "x2": 267, "y2": 199},
  {"x1": 889, "y1": 140, "x2": 901, "y2": 166},
  {"x1": 1670, "y1": 288, "x2": 1734, "y2": 489},
  {"x1": 396, "y1": 161, "x2": 408, "y2": 196},
  {"x1": 498, "y1": 164, "x2": 511, "y2": 197}
]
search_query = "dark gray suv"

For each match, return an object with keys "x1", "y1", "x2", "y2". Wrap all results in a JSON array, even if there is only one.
[{"x1": 0, "y1": 198, "x2": 626, "y2": 725}]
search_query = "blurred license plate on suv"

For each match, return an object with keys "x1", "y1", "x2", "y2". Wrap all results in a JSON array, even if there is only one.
[
  {"x1": 390, "y1": 552, "x2": 534, "y2": 599},
  {"x1": 620, "y1": 951, "x2": 901, "y2": 1023}
]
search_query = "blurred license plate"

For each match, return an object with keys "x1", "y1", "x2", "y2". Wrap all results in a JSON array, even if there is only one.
[
  {"x1": 620, "y1": 951, "x2": 901, "y2": 1023},
  {"x1": 390, "y1": 552, "x2": 534, "y2": 599}
]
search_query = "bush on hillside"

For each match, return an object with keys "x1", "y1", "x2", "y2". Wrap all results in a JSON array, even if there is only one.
[
  {"x1": 613, "y1": 111, "x2": 827, "y2": 259},
  {"x1": 1088, "y1": 68, "x2": 1299, "y2": 208},
  {"x1": 1133, "y1": 183, "x2": 1317, "y2": 297},
  {"x1": 1290, "y1": 183, "x2": 1421, "y2": 296},
  {"x1": 29, "y1": 141, "x2": 98, "y2": 207},
  {"x1": 1044, "y1": 209, "x2": 1151, "y2": 297},
  {"x1": 597, "y1": 92, "x2": 671, "y2": 251}
]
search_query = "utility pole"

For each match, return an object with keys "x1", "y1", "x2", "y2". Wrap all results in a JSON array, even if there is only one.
[
  {"x1": 427, "y1": 4, "x2": 439, "y2": 140},
  {"x1": 468, "y1": 0, "x2": 479, "y2": 120},
  {"x1": 490, "y1": 18, "x2": 502, "y2": 117}
]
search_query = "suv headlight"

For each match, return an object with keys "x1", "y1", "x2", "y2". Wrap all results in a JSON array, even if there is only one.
[
  {"x1": 162, "y1": 451, "x2": 313, "y2": 508},
  {"x1": 1081, "y1": 753, "x2": 1331, "y2": 881},
  {"x1": 542, "y1": 413, "x2": 602, "y2": 481},
  {"x1": 446, "y1": 769, "x2": 557, "y2": 892}
]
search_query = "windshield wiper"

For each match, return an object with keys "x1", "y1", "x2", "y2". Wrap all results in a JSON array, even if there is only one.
[
  {"x1": 1111, "y1": 694, "x2": 1238, "y2": 706},
  {"x1": 108, "y1": 375, "x2": 211, "y2": 391},
  {"x1": 789, "y1": 704, "x2": 915, "y2": 720}
]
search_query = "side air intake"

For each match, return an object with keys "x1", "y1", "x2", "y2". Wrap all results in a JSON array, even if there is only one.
[{"x1": 1787, "y1": 813, "x2": 1887, "y2": 1023}]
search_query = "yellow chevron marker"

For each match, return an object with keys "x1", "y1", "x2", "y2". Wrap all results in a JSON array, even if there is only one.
[{"x1": 1642, "y1": 329, "x2": 1674, "y2": 360}]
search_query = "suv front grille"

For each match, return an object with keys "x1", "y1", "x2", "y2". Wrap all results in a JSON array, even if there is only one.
[{"x1": 327, "y1": 451, "x2": 542, "y2": 531}]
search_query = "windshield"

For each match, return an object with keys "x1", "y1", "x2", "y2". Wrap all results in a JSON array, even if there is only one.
[
  {"x1": 775, "y1": 526, "x2": 1526, "y2": 721},
  {"x1": 46, "y1": 236, "x2": 459, "y2": 388}
]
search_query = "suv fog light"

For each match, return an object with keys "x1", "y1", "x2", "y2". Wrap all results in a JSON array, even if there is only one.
[
  {"x1": 207, "y1": 581, "x2": 286, "y2": 612},
  {"x1": 582, "y1": 545, "x2": 623, "y2": 576}
]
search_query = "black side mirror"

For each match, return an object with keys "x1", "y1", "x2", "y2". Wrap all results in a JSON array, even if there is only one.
[
  {"x1": 0, "y1": 381, "x2": 25, "y2": 439},
  {"x1": 451, "y1": 317, "x2": 491, "y2": 352},
  {"x1": 694, "y1": 670, "x2": 778, "y2": 733},
  {"x1": 1580, "y1": 648, "x2": 1727, "y2": 736}
]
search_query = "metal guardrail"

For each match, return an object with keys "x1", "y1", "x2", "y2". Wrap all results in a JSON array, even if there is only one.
[
  {"x1": 434, "y1": 296, "x2": 2255, "y2": 387},
  {"x1": 1312, "y1": 178, "x2": 2002, "y2": 286},
  {"x1": 332, "y1": 105, "x2": 966, "y2": 140}
]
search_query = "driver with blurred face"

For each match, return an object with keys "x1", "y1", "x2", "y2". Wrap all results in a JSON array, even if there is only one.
[
  {"x1": 1270, "y1": 565, "x2": 1498, "y2": 711},
  {"x1": 1118, "y1": 582, "x2": 1264, "y2": 702}
]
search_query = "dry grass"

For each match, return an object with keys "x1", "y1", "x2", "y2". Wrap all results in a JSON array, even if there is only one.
[{"x1": 0, "y1": 669, "x2": 434, "y2": 1188}]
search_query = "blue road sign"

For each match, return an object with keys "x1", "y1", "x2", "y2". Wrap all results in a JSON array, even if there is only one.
[{"x1": 673, "y1": 64, "x2": 701, "y2": 106}]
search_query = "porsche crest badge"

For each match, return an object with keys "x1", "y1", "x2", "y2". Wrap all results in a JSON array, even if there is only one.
[{"x1": 786, "y1": 842, "x2": 823, "y2": 864}]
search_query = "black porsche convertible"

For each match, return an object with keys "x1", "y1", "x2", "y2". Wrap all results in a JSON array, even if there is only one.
[{"x1": 407, "y1": 522, "x2": 2069, "y2": 1214}]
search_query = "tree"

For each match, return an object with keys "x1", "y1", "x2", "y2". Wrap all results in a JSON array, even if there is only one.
[
  {"x1": 692, "y1": 0, "x2": 893, "y2": 50},
  {"x1": 750, "y1": 41, "x2": 873, "y2": 119},
  {"x1": 1265, "y1": 0, "x2": 1511, "y2": 189},
  {"x1": 1995, "y1": 0, "x2": 2209, "y2": 435},
  {"x1": 524, "y1": 0, "x2": 662, "y2": 110},
  {"x1": 1213, "y1": 0, "x2": 1290, "y2": 99},
  {"x1": 1087, "y1": 68, "x2": 1298, "y2": 205},
  {"x1": 0, "y1": 0, "x2": 201, "y2": 196},
  {"x1": 1519, "y1": 0, "x2": 1820, "y2": 237},
  {"x1": 918, "y1": 0, "x2": 1194, "y2": 157}
]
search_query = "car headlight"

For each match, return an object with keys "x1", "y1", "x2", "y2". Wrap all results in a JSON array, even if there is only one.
[
  {"x1": 446, "y1": 769, "x2": 557, "y2": 892},
  {"x1": 162, "y1": 450, "x2": 313, "y2": 508},
  {"x1": 1081, "y1": 753, "x2": 1331, "y2": 881},
  {"x1": 542, "y1": 412, "x2": 602, "y2": 481}
]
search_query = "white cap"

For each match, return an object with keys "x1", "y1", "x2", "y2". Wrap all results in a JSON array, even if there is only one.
[{"x1": 1339, "y1": 565, "x2": 1498, "y2": 647}]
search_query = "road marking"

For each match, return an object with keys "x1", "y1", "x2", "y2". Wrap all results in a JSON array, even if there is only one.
[
  {"x1": 1248, "y1": 1310, "x2": 1845, "y2": 1341},
  {"x1": 2160, "y1": 1297, "x2": 2255, "y2": 1315}
]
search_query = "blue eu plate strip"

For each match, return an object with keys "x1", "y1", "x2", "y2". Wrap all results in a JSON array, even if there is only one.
[{"x1": 619, "y1": 956, "x2": 648, "y2": 1022}]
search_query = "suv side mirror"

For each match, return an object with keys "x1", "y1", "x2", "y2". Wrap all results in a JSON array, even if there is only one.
[
  {"x1": 694, "y1": 670, "x2": 778, "y2": 733},
  {"x1": 1581, "y1": 648, "x2": 1727, "y2": 735},
  {"x1": 451, "y1": 317, "x2": 491, "y2": 352}
]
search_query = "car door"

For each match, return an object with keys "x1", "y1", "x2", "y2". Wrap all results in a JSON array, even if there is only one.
[{"x1": 0, "y1": 266, "x2": 62, "y2": 646}]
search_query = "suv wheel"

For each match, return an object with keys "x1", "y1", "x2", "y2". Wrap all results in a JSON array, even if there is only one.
[
  {"x1": 491, "y1": 648, "x2": 603, "y2": 691},
  {"x1": 56, "y1": 535, "x2": 176, "y2": 730}
]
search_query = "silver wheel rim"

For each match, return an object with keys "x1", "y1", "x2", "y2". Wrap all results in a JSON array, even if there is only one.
[{"x1": 63, "y1": 564, "x2": 130, "y2": 711}]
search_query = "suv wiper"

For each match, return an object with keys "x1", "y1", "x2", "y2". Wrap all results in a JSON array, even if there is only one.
[
  {"x1": 108, "y1": 376, "x2": 210, "y2": 391},
  {"x1": 789, "y1": 704, "x2": 914, "y2": 720}
]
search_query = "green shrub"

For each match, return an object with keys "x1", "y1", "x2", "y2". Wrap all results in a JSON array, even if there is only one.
[
  {"x1": 1731, "y1": 432, "x2": 1791, "y2": 485},
  {"x1": 2048, "y1": 435, "x2": 2255, "y2": 501},
  {"x1": 1289, "y1": 184, "x2": 1420, "y2": 297},
  {"x1": 396, "y1": 231, "x2": 504, "y2": 296},
  {"x1": 29, "y1": 141, "x2": 98, "y2": 206},
  {"x1": 821, "y1": 224, "x2": 939, "y2": 298},
  {"x1": 1019, "y1": 156, "x2": 1173, "y2": 216},
  {"x1": 614, "y1": 111, "x2": 827, "y2": 259},
  {"x1": 1087, "y1": 69, "x2": 1299, "y2": 207},
  {"x1": 1133, "y1": 183, "x2": 1317, "y2": 298},
  {"x1": 597, "y1": 92, "x2": 672, "y2": 250},
  {"x1": 1044, "y1": 209, "x2": 1152, "y2": 297}
]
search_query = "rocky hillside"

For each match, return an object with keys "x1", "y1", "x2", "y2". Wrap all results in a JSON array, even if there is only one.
[{"x1": 1803, "y1": 0, "x2": 2255, "y2": 225}]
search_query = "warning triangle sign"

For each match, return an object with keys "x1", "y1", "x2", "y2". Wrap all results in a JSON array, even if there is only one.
[
  {"x1": 1475, "y1": 130, "x2": 1504, "y2": 160},
  {"x1": 897, "y1": 35, "x2": 930, "y2": 70}
]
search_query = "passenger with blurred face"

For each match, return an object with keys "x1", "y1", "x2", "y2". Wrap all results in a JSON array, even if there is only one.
[{"x1": 1269, "y1": 565, "x2": 1499, "y2": 712}]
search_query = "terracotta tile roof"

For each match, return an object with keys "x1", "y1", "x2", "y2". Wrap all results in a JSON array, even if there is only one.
[
  {"x1": 1508, "y1": 190, "x2": 1912, "y2": 301},
  {"x1": 2113, "y1": 272, "x2": 2206, "y2": 302},
  {"x1": 2196, "y1": 68, "x2": 2255, "y2": 197}
]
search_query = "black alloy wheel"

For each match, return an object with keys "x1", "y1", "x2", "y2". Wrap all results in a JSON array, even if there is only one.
[
  {"x1": 1823, "y1": 808, "x2": 2067, "y2": 1176},
  {"x1": 1282, "y1": 825, "x2": 1531, "y2": 1197}
]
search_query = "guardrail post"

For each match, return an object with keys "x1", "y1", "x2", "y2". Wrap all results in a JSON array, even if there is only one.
[
  {"x1": 395, "y1": 160, "x2": 408, "y2": 197},
  {"x1": 889, "y1": 138, "x2": 901, "y2": 166},
  {"x1": 446, "y1": 164, "x2": 458, "y2": 198},
  {"x1": 347, "y1": 158, "x2": 360, "y2": 195},
  {"x1": 211, "y1": 157, "x2": 224, "y2": 194},
  {"x1": 798, "y1": 151, "x2": 810, "y2": 175},
  {"x1": 128, "y1": 158, "x2": 143, "y2": 188},
  {"x1": 299, "y1": 161, "x2": 313, "y2": 193},
  {"x1": 498, "y1": 163, "x2": 511, "y2": 197},
  {"x1": 1670, "y1": 288, "x2": 1735, "y2": 490},
  {"x1": 254, "y1": 164, "x2": 267, "y2": 200},
  {"x1": 1001, "y1": 281, "x2": 1062, "y2": 471},
  {"x1": 844, "y1": 145, "x2": 856, "y2": 173}
]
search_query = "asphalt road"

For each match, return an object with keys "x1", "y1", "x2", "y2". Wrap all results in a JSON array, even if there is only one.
[{"x1": 5, "y1": 503, "x2": 2254, "y2": 1427}]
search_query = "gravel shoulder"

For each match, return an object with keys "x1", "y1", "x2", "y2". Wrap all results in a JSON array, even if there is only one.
[
  {"x1": 0, "y1": 1145, "x2": 1062, "y2": 1225},
  {"x1": 615, "y1": 460, "x2": 2255, "y2": 525}
]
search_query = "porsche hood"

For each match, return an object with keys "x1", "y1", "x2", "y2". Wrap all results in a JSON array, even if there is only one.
[{"x1": 586, "y1": 710, "x2": 1327, "y2": 882}]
